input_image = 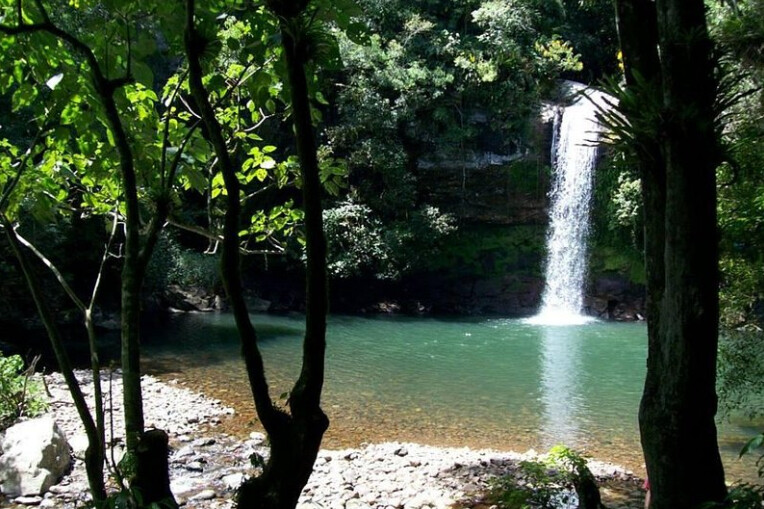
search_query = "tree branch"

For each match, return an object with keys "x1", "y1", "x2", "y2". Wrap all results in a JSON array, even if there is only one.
[
  {"x1": 13, "y1": 227, "x2": 87, "y2": 312},
  {"x1": 167, "y1": 217, "x2": 284, "y2": 256},
  {"x1": 184, "y1": 0, "x2": 280, "y2": 431}
]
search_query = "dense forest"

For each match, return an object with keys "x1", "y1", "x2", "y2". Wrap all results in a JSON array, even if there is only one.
[{"x1": 0, "y1": 0, "x2": 763, "y2": 508}]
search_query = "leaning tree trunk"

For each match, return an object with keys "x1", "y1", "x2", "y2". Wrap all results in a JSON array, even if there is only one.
[
  {"x1": 2, "y1": 218, "x2": 107, "y2": 503},
  {"x1": 184, "y1": 2, "x2": 329, "y2": 508}
]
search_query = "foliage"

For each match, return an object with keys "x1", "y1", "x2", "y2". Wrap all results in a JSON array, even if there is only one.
[
  {"x1": 323, "y1": 200, "x2": 390, "y2": 278},
  {"x1": 712, "y1": 0, "x2": 764, "y2": 326},
  {"x1": 717, "y1": 330, "x2": 764, "y2": 419},
  {"x1": 592, "y1": 0, "x2": 764, "y2": 327},
  {"x1": 481, "y1": 445, "x2": 596, "y2": 509},
  {"x1": 325, "y1": 0, "x2": 591, "y2": 237},
  {"x1": 702, "y1": 433, "x2": 764, "y2": 509},
  {"x1": 740, "y1": 432, "x2": 764, "y2": 478},
  {"x1": 146, "y1": 234, "x2": 220, "y2": 293},
  {"x1": 427, "y1": 224, "x2": 544, "y2": 278},
  {"x1": 323, "y1": 198, "x2": 456, "y2": 279},
  {"x1": 0, "y1": 352, "x2": 48, "y2": 429},
  {"x1": 714, "y1": 484, "x2": 764, "y2": 509},
  {"x1": 93, "y1": 486, "x2": 176, "y2": 509}
]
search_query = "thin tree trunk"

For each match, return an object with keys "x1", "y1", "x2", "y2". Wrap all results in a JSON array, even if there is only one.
[
  {"x1": 0, "y1": 4, "x2": 176, "y2": 505},
  {"x1": 2, "y1": 217, "x2": 106, "y2": 503}
]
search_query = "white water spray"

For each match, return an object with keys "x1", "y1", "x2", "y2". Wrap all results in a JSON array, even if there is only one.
[{"x1": 529, "y1": 85, "x2": 607, "y2": 326}]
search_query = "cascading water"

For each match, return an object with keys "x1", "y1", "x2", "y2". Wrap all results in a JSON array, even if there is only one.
[{"x1": 529, "y1": 84, "x2": 607, "y2": 326}]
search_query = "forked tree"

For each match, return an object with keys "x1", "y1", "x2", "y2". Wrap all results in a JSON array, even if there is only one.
[{"x1": 184, "y1": 0, "x2": 336, "y2": 507}]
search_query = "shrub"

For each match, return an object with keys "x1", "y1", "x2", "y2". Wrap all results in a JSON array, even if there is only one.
[
  {"x1": 146, "y1": 233, "x2": 221, "y2": 292},
  {"x1": 0, "y1": 352, "x2": 48, "y2": 429},
  {"x1": 702, "y1": 434, "x2": 764, "y2": 509},
  {"x1": 481, "y1": 445, "x2": 598, "y2": 509},
  {"x1": 323, "y1": 199, "x2": 456, "y2": 280}
]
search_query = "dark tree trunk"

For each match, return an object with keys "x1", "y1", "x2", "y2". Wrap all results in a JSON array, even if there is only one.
[
  {"x1": 133, "y1": 429, "x2": 174, "y2": 505},
  {"x1": 614, "y1": 0, "x2": 728, "y2": 507},
  {"x1": 184, "y1": 2, "x2": 329, "y2": 508}
]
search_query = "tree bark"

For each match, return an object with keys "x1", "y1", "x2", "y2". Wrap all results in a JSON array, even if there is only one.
[
  {"x1": 647, "y1": 1, "x2": 727, "y2": 506},
  {"x1": 614, "y1": 0, "x2": 728, "y2": 506},
  {"x1": 238, "y1": 12, "x2": 330, "y2": 509}
]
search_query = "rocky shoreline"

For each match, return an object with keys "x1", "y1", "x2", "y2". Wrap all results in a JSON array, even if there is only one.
[{"x1": 0, "y1": 371, "x2": 647, "y2": 509}]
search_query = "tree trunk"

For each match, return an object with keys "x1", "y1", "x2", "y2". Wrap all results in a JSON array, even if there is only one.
[
  {"x1": 238, "y1": 14, "x2": 330, "y2": 509},
  {"x1": 646, "y1": 1, "x2": 727, "y2": 506},
  {"x1": 2, "y1": 218, "x2": 106, "y2": 503},
  {"x1": 101, "y1": 87, "x2": 176, "y2": 509},
  {"x1": 614, "y1": 0, "x2": 728, "y2": 507},
  {"x1": 184, "y1": 2, "x2": 329, "y2": 507}
]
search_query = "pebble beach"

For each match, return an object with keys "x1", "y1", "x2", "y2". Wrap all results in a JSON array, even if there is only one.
[{"x1": 1, "y1": 371, "x2": 647, "y2": 508}]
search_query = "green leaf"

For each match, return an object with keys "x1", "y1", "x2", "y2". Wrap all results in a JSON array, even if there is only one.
[
  {"x1": 183, "y1": 166, "x2": 207, "y2": 192},
  {"x1": 740, "y1": 433, "x2": 764, "y2": 458},
  {"x1": 254, "y1": 168, "x2": 268, "y2": 182},
  {"x1": 315, "y1": 91, "x2": 329, "y2": 106},
  {"x1": 132, "y1": 62, "x2": 154, "y2": 88}
]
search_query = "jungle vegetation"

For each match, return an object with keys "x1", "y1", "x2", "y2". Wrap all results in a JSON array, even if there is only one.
[{"x1": 0, "y1": 0, "x2": 762, "y2": 508}]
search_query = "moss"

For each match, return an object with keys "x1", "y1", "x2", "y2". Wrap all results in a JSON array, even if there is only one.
[
  {"x1": 589, "y1": 244, "x2": 646, "y2": 285},
  {"x1": 504, "y1": 159, "x2": 549, "y2": 198},
  {"x1": 427, "y1": 224, "x2": 546, "y2": 278}
]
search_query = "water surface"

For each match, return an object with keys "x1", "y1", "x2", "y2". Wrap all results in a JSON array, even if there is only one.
[{"x1": 142, "y1": 313, "x2": 757, "y2": 479}]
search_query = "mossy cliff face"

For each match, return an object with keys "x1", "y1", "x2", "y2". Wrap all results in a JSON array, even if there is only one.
[
  {"x1": 326, "y1": 224, "x2": 644, "y2": 319},
  {"x1": 416, "y1": 105, "x2": 554, "y2": 227},
  {"x1": 324, "y1": 101, "x2": 645, "y2": 319},
  {"x1": 240, "y1": 100, "x2": 644, "y2": 319}
]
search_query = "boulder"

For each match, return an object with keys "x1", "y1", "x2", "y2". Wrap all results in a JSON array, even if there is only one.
[{"x1": 0, "y1": 416, "x2": 71, "y2": 497}]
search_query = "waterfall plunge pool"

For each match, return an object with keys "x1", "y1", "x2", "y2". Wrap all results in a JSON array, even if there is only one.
[{"x1": 142, "y1": 312, "x2": 759, "y2": 480}]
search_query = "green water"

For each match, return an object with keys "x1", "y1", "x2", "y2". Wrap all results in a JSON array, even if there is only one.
[{"x1": 143, "y1": 313, "x2": 758, "y2": 478}]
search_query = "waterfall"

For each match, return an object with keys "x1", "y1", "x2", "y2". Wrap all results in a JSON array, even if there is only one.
[{"x1": 529, "y1": 85, "x2": 606, "y2": 326}]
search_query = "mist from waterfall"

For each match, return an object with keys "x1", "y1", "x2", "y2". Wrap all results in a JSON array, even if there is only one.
[{"x1": 529, "y1": 85, "x2": 606, "y2": 326}]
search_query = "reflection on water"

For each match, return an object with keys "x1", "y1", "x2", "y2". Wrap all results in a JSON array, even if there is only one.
[
  {"x1": 141, "y1": 313, "x2": 759, "y2": 480},
  {"x1": 540, "y1": 325, "x2": 583, "y2": 448}
]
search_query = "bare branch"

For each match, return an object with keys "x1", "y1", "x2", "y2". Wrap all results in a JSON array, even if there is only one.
[
  {"x1": 166, "y1": 217, "x2": 285, "y2": 256},
  {"x1": 12, "y1": 225, "x2": 87, "y2": 312},
  {"x1": 88, "y1": 206, "x2": 120, "y2": 311}
]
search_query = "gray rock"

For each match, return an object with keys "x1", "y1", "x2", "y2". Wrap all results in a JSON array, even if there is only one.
[
  {"x1": 297, "y1": 502, "x2": 325, "y2": 509},
  {"x1": 0, "y1": 416, "x2": 71, "y2": 497},
  {"x1": 67, "y1": 433, "x2": 89, "y2": 458},
  {"x1": 14, "y1": 496, "x2": 43, "y2": 505},
  {"x1": 249, "y1": 432, "x2": 266, "y2": 444},
  {"x1": 185, "y1": 461, "x2": 205, "y2": 472},
  {"x1": 191, "y1": 489, "x2": 217, "y2": 501},
  {"x1": 345, "y1": 500, "x2": 372, "y2": 509},
  {"x1": 221, "y1": 473, "x2": 245, "y2": 490},
  {"x1": 244, "y1": 296, "x2": 271, "y2": 312}
]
